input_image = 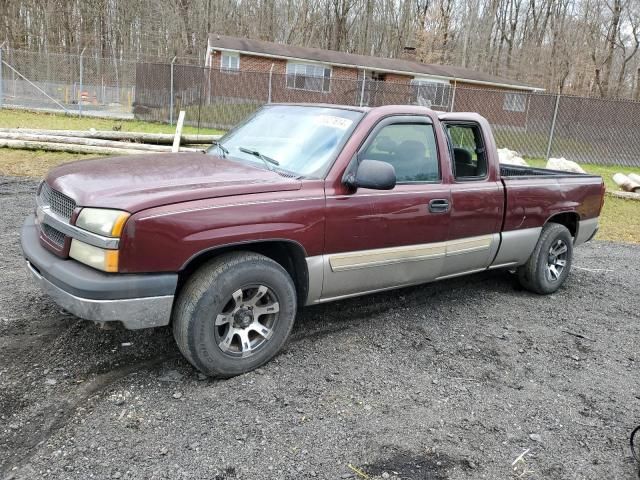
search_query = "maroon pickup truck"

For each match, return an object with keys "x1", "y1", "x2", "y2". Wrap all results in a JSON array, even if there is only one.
[{"x1": 21, "y1": 104, "x2": 605, "y2": 377}]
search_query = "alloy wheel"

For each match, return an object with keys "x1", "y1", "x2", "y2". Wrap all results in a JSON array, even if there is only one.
[
  {"x1": 545, "y1": 239, "x2": 568, "y2": 282},
  {"x1": 214, "y1": 285, "x2": 280, "y2": 357}
]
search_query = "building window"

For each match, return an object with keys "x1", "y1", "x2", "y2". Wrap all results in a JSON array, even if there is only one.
[
  {"x1": 410, "y1": 79, "x2": 452, "y2": 110},
  {"x1": 220, "y1": 52, "x2": 239, "y2": 72},
  {"x1": 503, "y1": 92, "x2": 526, "y2": 112},
  {"x1": 286, "y1": 62, "x2": 331, "y2": 92}
]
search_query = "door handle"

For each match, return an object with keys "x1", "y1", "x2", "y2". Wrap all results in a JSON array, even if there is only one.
[{"x1": 428, "y1": 199, "x2": 450, "y2": 213}]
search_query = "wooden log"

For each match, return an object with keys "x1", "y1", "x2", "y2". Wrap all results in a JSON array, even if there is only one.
[
  {"x1": 613, "y1": 173, "x2": 640, "y2": 192},
  {"x1": 0, "y1": 139, "x2": 155, "y2": 155},
  {"x1": 0, "y1": 132, "x2": 203, "y2": 153},
  {"x1": 0, "y1": 128, "x2": 221, "y2": 144}
]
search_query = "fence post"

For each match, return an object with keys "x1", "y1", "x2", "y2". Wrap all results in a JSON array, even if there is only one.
[
  {"x1": 545, "y1": 92, "x2": 561, "y2": 161},
  {"x1": 268, "y1": 63, "x2": 274, "y2": 103},
  {"x1": 359, "y1": 69, "x2": 366, "y2": 107},
  {"x1": 450, "y1": 79, "x2": 457, "y2": 112},
  {"x1": 0, "y1": 42, "x2": 5, "y2": 111},
  {"x1": 169, "y1": 56, "x2": 177, "y2": 126},
  {"x1": 79, "y1": 47, "x2": 86, "y2": 117}
]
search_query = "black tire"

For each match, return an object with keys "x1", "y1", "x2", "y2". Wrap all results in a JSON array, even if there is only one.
[
  {"x1": 517, "y1": 223, "x2": 573, "y2": 295},
  {"x1": 172, "y1": 252, "x2": 297, "y2": 377}
]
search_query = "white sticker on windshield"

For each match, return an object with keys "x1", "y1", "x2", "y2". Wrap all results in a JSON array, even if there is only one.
[{"x1": 314, "y1": 115, "x2": 353, "y2": 130}]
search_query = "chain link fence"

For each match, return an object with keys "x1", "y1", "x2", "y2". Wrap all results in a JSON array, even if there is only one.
[
  {"x1": 0, "y1": 47, "x2": 136, "y2": 118},
  {"x1": 2, "y1": 47, "x2": 640, "y2": 167}
]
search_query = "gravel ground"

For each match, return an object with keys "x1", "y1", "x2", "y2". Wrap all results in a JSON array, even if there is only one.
[{"x1": 1, "y1": 175, "x2": 639, "y2": 480}]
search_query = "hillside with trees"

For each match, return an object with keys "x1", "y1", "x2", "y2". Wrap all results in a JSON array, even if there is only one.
[{"x1": 1, "y1": 0, "x2": 639, "y2": 98}]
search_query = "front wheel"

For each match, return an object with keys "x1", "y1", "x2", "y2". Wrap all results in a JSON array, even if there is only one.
[
  {"x1": 517, "y1": 223, "x2": 573, "y2": 294},
  {"x1": 172, "y1": 252, "x2": 297, "y2": 377}
]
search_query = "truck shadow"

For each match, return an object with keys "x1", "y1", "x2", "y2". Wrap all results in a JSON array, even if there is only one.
[{"x1": 291, "y1": 268, "x2": 517, "y2": 343}]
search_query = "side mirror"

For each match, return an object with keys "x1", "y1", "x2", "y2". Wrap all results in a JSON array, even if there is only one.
[{"x1": 345, "y1": 159, "x2": 396, "y2": 190}]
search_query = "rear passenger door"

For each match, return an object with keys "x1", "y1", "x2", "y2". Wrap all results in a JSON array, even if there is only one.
[
  {"x1": 323, "y1": 116, "x2": 451, "y2": 299},
  {"x1": 439, "y1": 121, "x2": 504, "y2": 277}
]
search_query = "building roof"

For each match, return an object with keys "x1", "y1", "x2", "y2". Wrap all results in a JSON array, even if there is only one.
[{"x1": 208, "y1": 34, "x2": 542, "y2": 92}]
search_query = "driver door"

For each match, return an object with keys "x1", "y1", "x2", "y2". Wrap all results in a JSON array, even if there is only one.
[{"x1": 322, "y1": 115, "x2": 451, "y2": 300}]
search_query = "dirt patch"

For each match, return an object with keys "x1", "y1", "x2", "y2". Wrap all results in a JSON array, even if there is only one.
[
  {"x1": 1, "y1": 175, "x2": 640, "y2": 480},
  {"x1": 363, "y1": 446, "x2": 461, "y2": 479}
]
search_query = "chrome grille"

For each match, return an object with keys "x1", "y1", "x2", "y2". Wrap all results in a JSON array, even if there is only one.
[
  {"x1": 41, "y1": 223, "x2": 66, "y2": 247},
  {"x1": 38, "y1": 182, "x2": 76, "y2": 220}
]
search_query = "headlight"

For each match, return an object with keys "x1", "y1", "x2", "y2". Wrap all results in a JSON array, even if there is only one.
[
  {"x1": 75, "y1": 208, "x2": 130, "y2": 237},
  {"x1": 69, "y1": 240, "x2": 119, "y2": 272}
]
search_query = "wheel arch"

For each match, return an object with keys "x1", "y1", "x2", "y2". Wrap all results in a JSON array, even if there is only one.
[
  {"x1": 178, "y1": 240, "x2": 309, "y2": 304},
  {"x1": 545, "y1": 211, "x2": 579, "y2": 237}
]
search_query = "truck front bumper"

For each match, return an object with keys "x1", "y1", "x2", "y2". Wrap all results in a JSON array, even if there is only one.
[{"x1": 21, "y1": 215, "x2": 178, "y2": 329}]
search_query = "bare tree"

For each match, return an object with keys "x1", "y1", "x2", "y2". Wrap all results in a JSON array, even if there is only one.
[{"x1": 1, "y1": 0, "x2": 639, "y2": 98}]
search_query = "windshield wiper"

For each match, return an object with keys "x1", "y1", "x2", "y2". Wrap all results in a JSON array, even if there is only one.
[
  {"x1": 211, "y1": 140, "x2": 230, "y2": 158},
  {"x1": 238, "y1": 146, "x2": 280, "y2": 170}
]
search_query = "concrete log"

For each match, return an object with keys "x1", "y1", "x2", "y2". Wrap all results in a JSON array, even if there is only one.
[{"x1": 613, "y1": 173, "x2": 640, "y2": 192}]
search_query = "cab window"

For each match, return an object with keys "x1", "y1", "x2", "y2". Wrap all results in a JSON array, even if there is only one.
[
  {"x1": 445, "y1": 123, "x2": 488, "y2": 179},
  {"x1": 361, "y1": 123, "x2": 439, "y2": 182}
]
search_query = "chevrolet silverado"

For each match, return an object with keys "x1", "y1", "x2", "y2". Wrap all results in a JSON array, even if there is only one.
[{"x1": 21, "y1": 104, "x2": 605, "y2": 377}]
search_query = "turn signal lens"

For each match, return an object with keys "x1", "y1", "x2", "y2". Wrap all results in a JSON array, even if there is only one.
[
  {"x1": 104, "y1": 250, "x2": 120, "y2": 272},
  {"x1": 110, "y1": 212, "x2": 130, "y2": 237}
]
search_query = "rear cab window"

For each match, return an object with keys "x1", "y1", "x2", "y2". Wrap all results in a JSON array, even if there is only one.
[
  {"x1": 444, "y1": 123, "x2": 488, "y2": 180},
  {"x1": 361, "y1": 122, "x2": 440, "y2": 183}
]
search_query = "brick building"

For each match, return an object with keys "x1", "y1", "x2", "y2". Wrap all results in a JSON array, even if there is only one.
[{"x1": 205, "y1": 34, "x2": 543, "y2": 119}]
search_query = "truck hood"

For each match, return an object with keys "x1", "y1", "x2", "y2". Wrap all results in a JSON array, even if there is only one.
[{"x1": 46, "y1": 153, "x2": 302, "y2": 212}]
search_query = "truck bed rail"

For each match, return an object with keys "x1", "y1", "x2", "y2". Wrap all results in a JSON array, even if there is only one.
[{"x1": 500, "y1": 164, "x2": 591, "y2": 178}]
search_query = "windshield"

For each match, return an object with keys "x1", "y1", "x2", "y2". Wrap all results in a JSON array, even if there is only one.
[{"x1": 208, "y1": 105, "x2": 363, "y2": 178}]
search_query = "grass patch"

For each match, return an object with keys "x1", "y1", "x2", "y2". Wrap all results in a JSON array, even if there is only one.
[
  {"x1": 0, "y1": 149, "x2": 98, "y2": 178},
  {"x1": 597, "y1": 197, "x2": 640, "y2": 243},
  {"x1": 0, "y1": 109, "x2": 223, "y2": 135},
  {"x1": 526, "y1": 158, "x2": 640, "y2": 243},
  {"x1": 493, "y1": 129, "x2": 593, "y2": 159},
  {"x1": 0, "y1": 109, "x2": 224, "y2": 178}
]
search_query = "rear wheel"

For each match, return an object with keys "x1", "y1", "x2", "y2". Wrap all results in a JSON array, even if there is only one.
[
  {"x1": 172, "y1": 252, "x2": 297, "y2": 377},
  {"x1": 517, "y1": 223, "x2": 573, "y2": 294}
]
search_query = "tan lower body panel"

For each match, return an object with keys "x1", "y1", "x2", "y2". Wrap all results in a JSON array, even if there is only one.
[{"x1": 315, "y1": 234, "x2": 497, "y2": 302}]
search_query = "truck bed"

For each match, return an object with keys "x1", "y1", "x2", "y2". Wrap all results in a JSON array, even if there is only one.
[{"x1": 500, "y1": 164, "x2": 604, "y2": 233}]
